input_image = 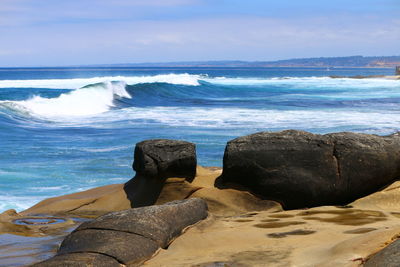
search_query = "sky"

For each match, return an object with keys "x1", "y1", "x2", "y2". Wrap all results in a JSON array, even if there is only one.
[{"x1": 0, "y1": 0, "x2": 399, "y2": 66}]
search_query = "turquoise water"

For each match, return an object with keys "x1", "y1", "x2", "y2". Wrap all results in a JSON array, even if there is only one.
[{"x1": 0, "y1": 67, "x2": 399, "y2": 212}]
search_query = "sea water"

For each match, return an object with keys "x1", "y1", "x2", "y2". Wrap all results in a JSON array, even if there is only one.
[{"x1": 0, "y1": 67, "x2": 399, "y2": 212}]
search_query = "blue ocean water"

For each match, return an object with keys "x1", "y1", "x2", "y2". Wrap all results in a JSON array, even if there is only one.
[{"x1": 0, "y1": 67, "x2": 399, "y2": 212}]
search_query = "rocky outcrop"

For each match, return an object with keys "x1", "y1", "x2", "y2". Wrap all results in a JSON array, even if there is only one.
[
  {"x1": 33, "y1": 198, "x2": 208, "y2": 266},
  {"x1": 219, "y1": 130, "x2": 400, "y2": 209},
  {"x1": 155, "y1": 166, "x2": 282, "y2": 216},
  {"x1": 124, "y1": 139, "x2": 197, "y2": 207},
  {"x1": 21, "y1": 139, "x2": 197, "y2": 217}
]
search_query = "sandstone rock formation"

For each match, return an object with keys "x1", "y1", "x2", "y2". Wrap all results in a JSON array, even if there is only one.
[
  {"x1": 33, "y1": 198, "x2": 208, "y2": 266},
  {"x1": 219, "y1": 130, "x2": 400, "y2": 209}
]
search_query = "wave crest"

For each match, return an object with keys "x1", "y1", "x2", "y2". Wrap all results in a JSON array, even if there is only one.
[
  {"x1": 0, "y1": 81, "x2": 130, "y2": 117},
  {"x1": 0, "y1": 73, "x2": 201, "y2": 89}
]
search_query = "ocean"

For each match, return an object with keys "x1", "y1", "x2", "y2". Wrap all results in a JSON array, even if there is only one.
[{"x1": 0, "y1": 67, "x2": 399, "y2": 212}]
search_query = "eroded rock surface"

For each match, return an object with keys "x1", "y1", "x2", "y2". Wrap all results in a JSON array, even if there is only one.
[
  {"x1": 33, "y1": 198, "x2": 208, "y2": 266},
  {"x1": 219, "y1": 130, "x2": 400, "y2": 209}
]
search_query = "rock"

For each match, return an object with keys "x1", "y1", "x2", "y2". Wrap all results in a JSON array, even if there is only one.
[
  {"x1": 133, "y1": 139, "x2": 197, "y2": 179},
  {"x1": 22, "y1": 184, "x2": 131, "y2": 217},
  {"x1": 23, "y1": 139, "x2": 197, "y2": 215},
  {"x1": 365, "y1": 239, "x2": 400, "y2": 267},
  {"x1": 124, "y1": 139, "x2": 197, "y2": 207},
  {"x1": 34, "y1": 198, "x2": 208, "y2": 266},
  {"x1": 154, "y1": 166, "x2": 282, "y2": 216},
  {"x1": 75, "y1": 197, "x2": 208, "y2": 247},
  {"x1": 190, "y1": 188, "x2": 282, "y2": 216},
  {"x1": 58, "y1": 229, "x2": 159, "y2": 264},
  {"x1": 219, "y1": 130, "x2": 400, "y2": 209},
  {"x1": 31, "y1": 252, "x2": 122, "y2": 267}
]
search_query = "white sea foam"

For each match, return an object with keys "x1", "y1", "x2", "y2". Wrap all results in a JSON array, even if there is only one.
[
  {"x1": 46, "y1": 106, "x2": 400, "y2": 135},
  {"x1": 204, "y1": 76, "x2": 400, "y2": 89},
  {"x1": 1, "y1": 74, "x2": 398, "y2": 90},
  {"x1": 0, "y1": 195, "x2": 44, "y2": 212},
  {"x1": 0, "y1": 81, "x2": 130, "y2": 117},
  {"x1": 117, "y1": 107, "x2": 400, "y2": 131},
  {"x1": 0, "y1": 73, "x2": 201, "y2": 117},
  {"x1": 0, "y1": 73, "x2": 201, "y2": 89},
  {"x1": 29, "y1": 186, "x2": 68, "y2": 192},
  {"x1": 2, "y1": 74, "x2": 399, "y2": 120}
]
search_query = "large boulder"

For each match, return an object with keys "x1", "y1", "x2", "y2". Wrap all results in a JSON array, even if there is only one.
[
  {"x1": 219, "y1": 130, "x2": 400, "y2": 209},
  {"x1": 124, "y1": 139, "x2": 197, "y2": 207},
  {"x1": 33, "y1": 198, "x2": 208, "y2": 266}
]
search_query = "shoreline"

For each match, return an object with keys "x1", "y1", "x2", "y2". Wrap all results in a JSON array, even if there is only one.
[
  {"x1": 2, "y1": 131, "x2": 400, "y2": 266},
  {"x1": 3, "y1": 166, "x2": 400, "y2": 266}
]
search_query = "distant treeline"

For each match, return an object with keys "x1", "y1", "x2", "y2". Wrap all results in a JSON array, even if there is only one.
[{"x1": 89, "y1": 56, "x2": 400, "y2": 68}]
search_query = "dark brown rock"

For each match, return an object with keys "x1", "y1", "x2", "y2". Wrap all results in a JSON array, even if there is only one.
[
  {"x1": 35, "y1": 199, "x2": 208, "y2": 266},
  {"x1": 58, "y1": 229, "x2": 159, "y2": 265},
  {"x1": 328, "y1": 132, "x2": 400, "y2": 201},
  {"x1": 75, "y1": 198, "x2": 208, "y2": 247},
  {"x1": 133, "y1": 139, "x2": 196, "y2": 179},
  {"x1": 365, "y1": 239, "x2": 400, "y2": 267},
  {"x1": 219, "y1": 130, "x2": 400, "y2": 209},
  {"x1": 32, "y1": 252, "x2": 121, "y2": 267}
]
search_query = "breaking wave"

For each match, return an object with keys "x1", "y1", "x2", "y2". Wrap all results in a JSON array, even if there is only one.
[
  {"x1": 0, "y1": 73, "x2": 202, "y2": 89},
  {"x1": 0, "y1": 81, "x2": 130, "y2": 117}
]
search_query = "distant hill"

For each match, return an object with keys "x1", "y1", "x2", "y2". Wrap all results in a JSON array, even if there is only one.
[{"x1": 90, "y1": 56, "x2": 400, "y2": 68}]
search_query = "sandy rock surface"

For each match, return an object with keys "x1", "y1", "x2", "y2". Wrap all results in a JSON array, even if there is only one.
[{"x1": 145, "y1": 205, "x2": 400, "y2": 267}]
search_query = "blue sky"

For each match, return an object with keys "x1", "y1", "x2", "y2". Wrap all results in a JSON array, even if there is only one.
[{"x1": 0, "y1": 0, "x2": 399, "y2": 66}]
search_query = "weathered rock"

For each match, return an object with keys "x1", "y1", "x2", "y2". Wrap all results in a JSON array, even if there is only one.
[
  {"x1": 31, "y1": 252, "x2": 122, "y2": 267},
  {"x1": 34, "y1": 199, "x2": 208, "y2": 266},
  {"x1": 58, "y1": 229, "x2": 159, "y2": 264},
  {"x1": 22, "y1": 184, "x2": 131, "y2": 217},
  {"x1": 75, "y1": 197, "x2": 208, "y2": 247},
  {"x1": 219, "y1": 130, "x2": 400, "y2": 209},
  {"x1": 125, "y1": 139, "x2": 197, "y2": 207},
  {"x1": 133, "y1": 139, "x2": 196, "y2": 179},
  {"x1": 153, "y1": 166, "x2": 282, "y2": 216},
  {"x1": 365, "y1": 239, "x2": 400, "y2": 267}
]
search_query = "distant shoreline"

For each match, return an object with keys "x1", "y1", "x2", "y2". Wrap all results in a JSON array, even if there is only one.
[
  {"x1": 0, "y1": 65, "x2": 395, "y2": 70},
  {"x1": 0, "y1": 55, "x2": 399, "y2": 69}
]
